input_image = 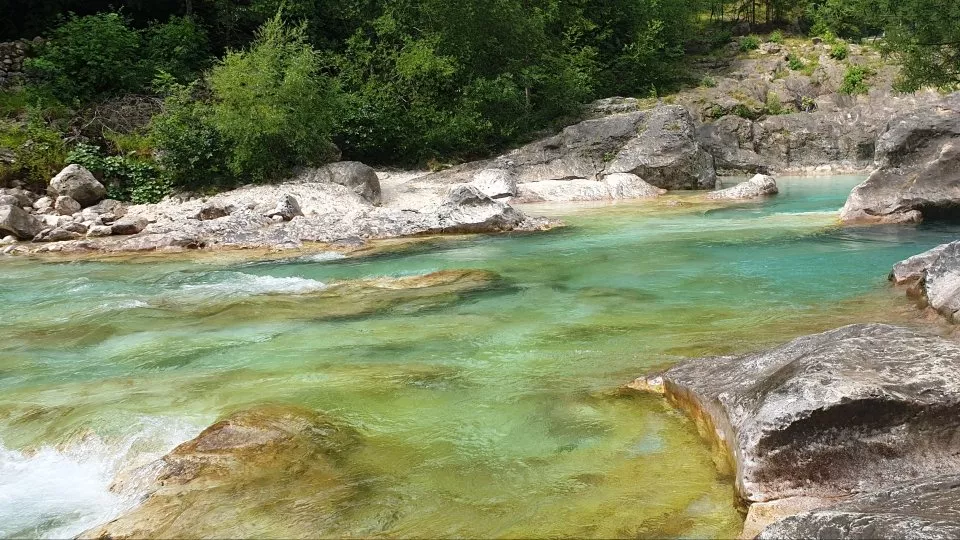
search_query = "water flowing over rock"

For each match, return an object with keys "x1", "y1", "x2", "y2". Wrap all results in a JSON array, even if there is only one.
[
  {"x1": 80, "y1": 405, "x2": 361, "y2": 539},
  {"x1": 706, "y1": 174, "x2": 778, "y2": 200},
  {"x1": 0, "y1": 204, "x2": 42, "y2": 239},
  {"x1": 48, "y1": 164, "x2": 106, "y2": 208},
  {"x1": 840, "y1": 93, "x2": 960, "y2": 224},
  {"x1": 631, "y1": 323, "x2": 960, "y2": 537}
]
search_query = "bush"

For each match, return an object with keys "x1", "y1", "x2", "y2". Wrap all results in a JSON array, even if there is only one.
[
  {"x1": 768, "y1": 30, "x2": 785, "y2": 44},
  {"x1": 829, "y1": 41, "x2": 849, "y2": 60},
  {"x1": 143, "y1": 16, "x2": 211, "y2": 83},
  {"x1": 787, "y1": 54, "x2": 806, "y2": 71},
  {"x1": 26, "y1": 13, "x2": 146, "y2": 102},
  {"x1": 839, "y1": 65, "x2": 873, "y2": 95},
  {"x1": 700, "y1": 76, "x2": 718, "y2": 88},
  {"x1": 207, "y1": 13, "x2": 341, "y2": 182},
  {"x1": 765, "y1": 91, "x2": 785, "y2": 115},
  {"x1": 740, "y1": 35, "x2": 761, "y2": 52},
  {"x1": 66, "y1": 143, "x2": 169, "y2": 203},
  {"x1": 0, "y1": 116, "x2": 66, "y2": 191}
]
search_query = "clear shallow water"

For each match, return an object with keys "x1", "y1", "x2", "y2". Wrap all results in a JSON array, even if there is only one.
[{"x1": 1, "y1": 176, "x2": 959, "y2": 538}]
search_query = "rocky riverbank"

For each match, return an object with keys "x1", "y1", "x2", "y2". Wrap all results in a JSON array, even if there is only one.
[{"x1": 629, "y1": 323, "x2": 960, "y2": 539}]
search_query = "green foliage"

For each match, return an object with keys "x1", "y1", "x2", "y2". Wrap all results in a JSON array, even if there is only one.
[
  {"x1": 0, "y1": 116, "x2": 66, "y2": 190},
  {"x1": 765, "y1": 91, "x2": 785, "y2": 115},
  {"x1": 150, "y1": 85, "x2": 230, "y2": 190},
  {"x1": 143, "y1": 16, "x2": 211, "y2": 83},
  {"x1": 829, "y1": 41, "x2": 849, "y2": 60},
  {"x1": 26, "y1": 13, "x2": 146, "y2": 102},
  {"x1": 66, "y1": 142, "x2": 169, "y2": 203},
  {"x1": 839, "y1": 65, "x2": 873, "y2": 95},
  {"x1": 787, "y1": 54, "x2": 805, "y2": 71},
  {"x1": 768, "y1": 31, "x2": 785, "y2": 44},
  {"x1": 700, "y1": 76, "x2": 718, "y2": 88},
  {"x1": 207, "y1": 13, "x2": 341, "y2": 181},
  {"x1": 740, "y1": 35, "x2": 760, "y2": 52}
]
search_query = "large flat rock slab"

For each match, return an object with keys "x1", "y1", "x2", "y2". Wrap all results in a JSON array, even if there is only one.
[{"x1": 631, "y1": 323, "x2": 960, "y2": 537}]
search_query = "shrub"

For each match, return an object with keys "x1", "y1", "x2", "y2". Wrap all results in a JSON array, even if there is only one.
[
  {"x1": 830, "y1": 41, "x2": 849, "y2": 60},
  {"x1": 66, "y1": 143, "x2": 169, "y2": 203},
  {"x1": 26, "y1": 13, "x2": 146, "y2": 102},
  {"x1": 207, "y1": 13, "x2": 341, "y2": 182},
  {"x1": 143, "y1": 16, "x2": 211, "y2": 83},
  {"x1": 0, "y1": 116, "x2": 66, "y2": 191},
  {"x1": 787, "y1": 54, "x2": 806, "y2": 71},
  {"x1": 839, "y1": 65, "x2": 873, "y2": 95},
  {"x1": 700, "y1": 76, "x2": 718, "y2": 88},
  {"x1": 740, "y1": 35, "x2": 761, "y2": 52},
  {"x1": 765, "y1": 91, "x2": 785, "y2": 115},
  {"x1": 768, "y1": 30, "x2": 785, "y2": 44}
]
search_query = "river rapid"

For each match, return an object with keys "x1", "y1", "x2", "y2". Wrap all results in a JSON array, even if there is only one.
[{"x1": 2, "y1": 176, "x2": 958, "y2": 538}]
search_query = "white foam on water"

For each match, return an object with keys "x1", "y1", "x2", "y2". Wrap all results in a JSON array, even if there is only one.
[
  {"x1": 0, "y1": 417, "x2": 203, "y2": 539},
  {"x1": 301, "y1": 251, "x2": 347, "y2": 262},
  {"x1": 179, "y1": 272, "x2": 328, "y2": 298}
]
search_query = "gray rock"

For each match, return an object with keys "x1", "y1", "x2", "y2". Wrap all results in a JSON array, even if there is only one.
[
  {"x1": 299, "y1": 162, "x2": 382, "y2": 206},
  {"x1": 195, "y1": 201, "x2": 235, "y2": 221},
  {"x1": 1, "y1": 187, "x2": 38, "y2": 207},
  {"x1": 49, "y1": 164, "x2": 106, "y2": 207},
  {"x1": 54, "y1": 195, "x2": 82, "y2": 216},
  {"x1": 602, "y1": 173, "x2": 665, "y2": 199},
  {"x1": 86, "y1": 225, "x2": 113, "y2": 238},
  {"x1": 890, "y1": 243, "x2": 950, "y2": 285},
  {"x1": 634, "y1": 323, "x2": 960, "y2": 509},
  {"x1": 264, "y1": 195, "x2": 303, "y2": 221},
  {"x1": 0, "y1": 194, "x2": 19, "y2": 206},
  {"x1": 110, "y1": 217, "x2": 149, "y2": 236},
  {"x1": 87, "y1": 199, "x2": 126, "y2": 218},
  {"x1": 0, "y1": 235, "x2": 16, "y2": 245},
  {"x1": 706, "y1": 174, "x2": 778, "y2": 200},
  {"x1": 697, "y1": 115, "x2": 770, "y2": 174},
  {"x1": 758, "y1": 475, "x2": 960, "y2": 540},
  {"x1": 604, "y1": 106, "x2": 717, "y2": 190},
  {"x1": 32, "y1": 196, "x2": 53, "y2": 213},
  {"x1": 0, "y1": 204, "x2": 42, "y2": 240},
  {"x1": 919, "y1": 242, "x2": 960, "y2": 322},
  {"x1": 841, "y1": 93, "x2": 960, "y2": 224},
  {"x1": 516, "y1": 179, "x2": 615, "y2": 203},
  {"x1": 471, "y1": 169, "x2": 517, "y2": 199},
  {"x1": 61, "y1": 221, "x2": 88, "y2": 234},
  {"x1": 435, "y1": 185, "x2": 525, "y2": 233}
]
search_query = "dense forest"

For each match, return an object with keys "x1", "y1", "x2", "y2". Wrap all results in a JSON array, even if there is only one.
[{"x1": 0, "y1": 0, "x2": 957, "y2": 202}]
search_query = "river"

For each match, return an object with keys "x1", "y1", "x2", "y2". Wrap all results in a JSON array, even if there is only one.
[{"x1": 1, "y1": 176, "x2": 957, "y2": 538}]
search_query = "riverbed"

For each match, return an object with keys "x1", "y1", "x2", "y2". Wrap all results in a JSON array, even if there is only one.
[{"x1": 1, "y1": 176, "x2": 957, "y2": 538}]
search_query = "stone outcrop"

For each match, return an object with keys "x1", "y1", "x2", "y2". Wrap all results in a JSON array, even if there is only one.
[
  {"x1": 471, "y1": 168, "x2": 517, "y2": 199},
  {"x1": 630, "y1": 323, "x2": 960, "y2": 537},
  {"x1": 891, "y1": 241, "x2": 960, "y2": 322},
  {"x1": 423, "y1": 104, "x2": 717, "y2": 200},
  {"x1": 757, "y1": 475, "x2": 960, "y2": 540},
  {"x1": 706, "y1": 174, "x2": 778, "y2": 200},
  {"x1": 80, "y1": 405, "x2": 361, "y2": 539},
  {"x1": 48, "y1": 164, "x2": 107, "y2": 208},
  {"x1": 840, "y1": 93, "x2": 960, "y2": 224},
  {"x1": 515, "y1": 174, "x2": 664, "y2": 203},
  {"x1": 297, "y1": 161, "x2": 382, "y2": 206},
  {"x1": 0, "y1": 204, "x2": 42, "y2": 239}
]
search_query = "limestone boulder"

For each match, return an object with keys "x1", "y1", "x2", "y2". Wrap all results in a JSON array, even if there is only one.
[
  {"x1": 471, "y1": 168, "x2": 517, "y2": 199},
  {"x1": 299, "y1": 161, "x2": 382, "y2": 206},
  {"x1": 0, "y1": 204, "x2": 42, "y2": 240},
  {"x1": 632, "y1": 323, "x2": 960, "y2": 534},
  {"x1": 54, "y1": 195, "x2": 81, "y2": 216},
  {"x1": 706, "y1": 174, "x2": 778, "y2": 200},
  {"x1": 841, "y1": 93, "x2": 960, "y2": 224},
  {"x1": 48, "y1": 164, "x2": 106, "y2": 207}
]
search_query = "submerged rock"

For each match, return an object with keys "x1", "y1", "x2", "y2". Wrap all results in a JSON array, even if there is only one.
[
  {"x1": 840, "y1": 93, "x2": 960, "y2": 224},
  {"x1": 81, "y1": 405, "x2": 361, "y2": 539},
  {"x1": 48, "y1": 164, "x2": 106, "y2": 207},
  {"x1": 706, "y1": 174, "x2": 778, "y2": 200},
  {"x1": 631, "y1": 323, "x2": 960, "y2": 536}
]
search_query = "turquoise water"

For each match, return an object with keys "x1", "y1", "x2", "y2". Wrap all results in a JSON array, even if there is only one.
[{"x1": 1, "y1": 176, "x2": 957, "y2": 538}]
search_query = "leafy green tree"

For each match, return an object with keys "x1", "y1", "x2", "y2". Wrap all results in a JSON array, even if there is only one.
[{"x1": 143, "y1": 16, "x2": 211, "y2": 83}]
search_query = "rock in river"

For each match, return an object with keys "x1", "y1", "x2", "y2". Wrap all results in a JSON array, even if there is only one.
[
  {"x1": 80, "y1": 405, "x2": 361, "y2": 539},
  {"x1": 631, "y1": 323, "x2": 960, "y2": 537},
  {"x1": 891, "y1": 241, "x2": 960, "y2": 322},
  {"x1": 0, "y1": 204, "x2": 42, "y2": 240},
  {"x1": 840, "y1": 92, "x2": 960, "y2": 224},
  {"x1": 706, "y1": 174, "x2": 778, "y2": 200}
]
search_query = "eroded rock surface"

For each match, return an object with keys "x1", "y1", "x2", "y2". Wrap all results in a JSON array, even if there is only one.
[
  {"x1": 0, "y1": 204, "x2": 41, "y2": 239},
  {"x1": 48, "y1": 164, "x2": 106, "y2": 207},
  {"x1": 840, "y1": 93, "x2": 960, "y2": 224},
  {"x1": 758, "y1": 475, "x2": 960, "y2": 540},
  {"x1": 891, "y1": 241, "x2": 960, "y2": 322},
  {"x1": 631, "y1": 323, "x2": 960, "y2": 537}
]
